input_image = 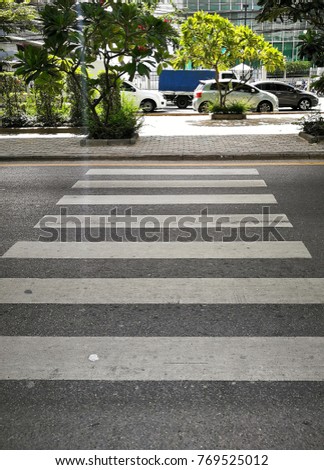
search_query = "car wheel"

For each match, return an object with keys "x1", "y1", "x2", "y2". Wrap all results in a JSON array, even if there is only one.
[
  {"x1": 257, "y1": 101, "x2": 273, "y2": 113},
  {"x1": 298, "y1": 98, "x2": 311, "y2": 111},
  {"x1": 140, "y1": 99, "x2": 156, "y2": 113},
  {"x1": 198, "y1": 101, "x2": 211, "y2": 113},
  {"x1": 175, "y1": 96, "x2": 189, "y2": 109}
]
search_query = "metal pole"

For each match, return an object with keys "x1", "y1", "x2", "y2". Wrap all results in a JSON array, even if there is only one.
[
  {"x1": 243, "y1": 4, "x2": 249, "y2": 27},
  {"x1": 242, "y1": 4, "x2": 249, "y2": 80}
]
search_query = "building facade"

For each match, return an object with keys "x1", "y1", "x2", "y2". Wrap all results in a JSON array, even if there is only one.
[{"x1": 163, "y1": 0, "x2": 307, "y2": 62}]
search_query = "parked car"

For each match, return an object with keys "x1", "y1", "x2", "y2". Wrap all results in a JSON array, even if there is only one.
[
  {"x1": 251, "y1": 81, "x2": 319, "y2": 110},
  {"x1": 193, "y1": 80, "x2": 279, "y2": 113},
  {"x1": 158, "y1": 70, "x2": 238, "y2": 108},
  {"x1": 121, "y1": 81, "x2": 166, "y2": 112}
]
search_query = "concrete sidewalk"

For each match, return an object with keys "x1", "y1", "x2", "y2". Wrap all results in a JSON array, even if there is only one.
[{"x1": 1, "y1": 114, "x2": 324, "y2": 160}]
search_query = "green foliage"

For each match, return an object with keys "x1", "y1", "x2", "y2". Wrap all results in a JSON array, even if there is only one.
[
  {"x1": 297, "y1": 31, "x2": 324, "y2": 67},
  {"x1": 88, "y1": 95, "x2": 143, "y2": 139},
  {"x1": 268, "y1": 61, "x2": 312, "y2": 78},
  {"x1": 0, "y1": 71, "x2": 69, "y2": 128},
  {"x1": 32, "y1": 74, "x2": 67, "y2": 126},
  {"x1": 173, "y1": 11, "x2": 285, "y2": 107},
  {"x1": 14, "y1": 0, "x2": 178, "y2": 137},
  {"x1": 298, "y1": 112, "x2": 324, "y2": 137},
  {"x1": 66, "y1": 73, "x2": 86, "y2": 126},
  {"x1": 0, "y1": 72, "x2": 30, "y2": 126},
  {"x1": 256, "y1": 0, "x2": 324, "y2": 31},
  {"x1": 208, "y1": 99, "x2": 251, "y2": 114},
  {"x1": 0, "y1": 0, "x2": 38, "y2": 36},
  {"x1": 286, "y1": 61, "x2": 311, "y2": 74},
  {"x1": 14, "y1": 46, "x2": 63, "y2": 84},
  {"x1": 312, "y1": 74, "x2": 324, "y2": 94}
]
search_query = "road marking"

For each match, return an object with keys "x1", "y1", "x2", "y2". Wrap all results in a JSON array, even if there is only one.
[
  {"x1": 57, "y1": 194, "x2": 277, "y2": 205},
  {"x1": 1, "y1": 336, "x2": 323, "y2": 381},
  {"x1": 0, "y1": 278, "x2": 323, "y2": 304},
  {"x1": 86, "y1": 168, "x2": 259, "y2": 175},
  {"x1": 72, "y1": 179, "x2": 267, "y2": 188},
  {"x1": 2, "y1": 241, "x2": 311, "y2": 259},
  {"x1": 1, "y1": 162, "x2": 324, "y2": 168},
  {"x1": 35, "y1": 213, "x2": 293, "y2": 228}
]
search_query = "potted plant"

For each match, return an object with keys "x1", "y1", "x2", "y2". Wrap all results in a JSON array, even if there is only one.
[
  {"x1": 208, "y1": 100, "x2": 251, "y2": 120},
  {"x1": 298, "y1": 112, "x2": 324, "y2": 143}
]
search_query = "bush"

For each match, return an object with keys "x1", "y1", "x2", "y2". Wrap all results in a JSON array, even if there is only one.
[
  {"x1": 312, "y1": 74, "x2": 324, "y2": 94},
  {"x1": 88, "y1": 95, "x2": 143, "y2": 139},
  {"x1": 32, "y1": 74, "x2": 67, "y2": 126},
  {"x1": 66, "y1": 73, "x2": 87, "y2": 126},
  {"x1": 0, "y1": 71, "x2": 70, "y2": 128},
  {"x1": 1, "y1": 113, "x2": 36, "y2": 128},
  {"x1": 268, "y1": 61, "x2": 312, "y2": 78},
  {"x1": 208, "y1": 99, "x2": 251, "y2": 114},
  {"x1": 298, "y1": 112, "x2": 324, "y2": 136},
  {"x1": 0, "y1": 72, "x2": 28, "y2": 124}
]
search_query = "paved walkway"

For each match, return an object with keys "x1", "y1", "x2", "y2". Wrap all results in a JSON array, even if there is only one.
[{"x1": 1, "y1": 114, "x2": 324, "y2": 159}]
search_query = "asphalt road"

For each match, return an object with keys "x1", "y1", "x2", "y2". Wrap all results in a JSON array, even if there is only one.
[{"x1": 0, "y1": 160, "x2": 323, "y2": 450}]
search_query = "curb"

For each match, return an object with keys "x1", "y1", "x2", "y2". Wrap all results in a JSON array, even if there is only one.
[{"x1": 1, "y1": 152, "x2": 324, "y2": 161}]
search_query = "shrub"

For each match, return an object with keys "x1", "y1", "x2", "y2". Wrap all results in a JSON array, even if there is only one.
[
  {"x1": 66, "y1": 73, "x2": 87, "y2": 127},
  {"x1": 227, "y1": 100, "x2": 251, "y2": 114},
  {"x1": 0, "y1": 72, "x2": 28, "y2": 124},
  {"x1": 32, "y1": 74, "x2": 67, "y2": 127},
  {"x1": 298, "y1": 112, "x2": 324, "y2": 136},
  {"x1": 88, "y1": 95, "x2": 143, "y2": 140},
  {"x1": 312, "y1": 74, "x2": 324, "y2": 94},
  {"x1": 208, "y1": 99, "x2": 251, "y2": 114}
]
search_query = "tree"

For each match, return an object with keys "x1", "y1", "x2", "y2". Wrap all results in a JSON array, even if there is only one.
[
  {"x1": 0, "y1": 0, "x2": 38, "y2": 35},
  {"x1": 257, "y1": 1, "x2": 324, "y2": 90},
  {"x1": 297, "y1": 30, "x2": 324, "y2": 67},
  {"x1": 14, "y1": 0, "x2": 178, "y2": 138},
  {"x1": 173, "y1": 11, "x2": 285, "y2": 107},
  {"x1": 256, "y1": 0, "x2": 324, "y2": 31}
]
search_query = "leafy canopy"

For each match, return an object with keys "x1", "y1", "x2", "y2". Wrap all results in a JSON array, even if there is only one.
[
  {"x1": 173, "y1": 11, "x2": 285, "y2": 108},
  {"x1": 15, "y1": 0, "x2": 178, "y2": 83},
  {"x1": 0, "y1": 0, "x2": 38, "y2": 36},
  {"x1": 256, "y1": 0, "x2": 324, "y2": 31},
  {"x1": 174, "y1": 11, "x2": 285, "y2": 75},
  {"x1": 297, "y1": 30, "x2": 324, "y2": 66},
  {"x1": 14, "y1": 0, "x2": 178, "y2": 136}
]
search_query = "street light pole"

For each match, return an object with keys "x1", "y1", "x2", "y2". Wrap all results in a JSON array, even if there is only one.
[
  {"x1": 243, "y1": 4, "x2": 249, "y2": 27},
  {"x1": 242, "y1": 4, "x2": 249, "y2": 80}
]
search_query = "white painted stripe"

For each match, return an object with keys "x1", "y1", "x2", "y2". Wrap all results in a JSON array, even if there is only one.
[
  {"x1": 73, "y1": 179, "x2": 267, "y2": 188},
  {"x1": 86, "y1": 169, "x2": 259, "y2": 176},
  {"x1": 35, "y1": 214, "x2": 292, "y2": 228},
  {"x1": 2, "y1": 241, "x2": 311, "y2": 259},
  {"x1": 57, "y1": 194, "x2": 277, "y2": 205},
  {"x1": 0, "y1": 278, "x2": 323, "y2": 304},
  {"x1": 1, "y1": 337, "x2": 323, "y2": 381}
]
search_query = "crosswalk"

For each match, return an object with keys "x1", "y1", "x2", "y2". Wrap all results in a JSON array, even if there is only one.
[{"x1": 1, "y1": 165, "x2": 323, "y2": 386}]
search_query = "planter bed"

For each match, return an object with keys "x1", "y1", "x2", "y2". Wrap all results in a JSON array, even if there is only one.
[
  {"x1": 299, "y1": 132, "x2": 324, "y2": 143},
  {"x1": 0, "y1": 126, "x2": 87, "y2": 135},
  {"x1": 210, "y1": 113, "x2": 246, "y2": 120},
  {"x1": 80, "y1": 133, "x2": 138, "y2": 146}
]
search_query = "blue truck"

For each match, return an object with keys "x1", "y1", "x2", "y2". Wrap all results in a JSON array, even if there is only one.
[{"x1": 158, "y1": 69, "x2": 237, "y2": 108}]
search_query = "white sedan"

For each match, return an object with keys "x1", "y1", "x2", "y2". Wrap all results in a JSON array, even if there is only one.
[
  {"x1": 121, "y1": 81, "x2": 166, "y2": 113},
  {"x1": 193, "y1": 79, "x2": 279, "y2": 113}
]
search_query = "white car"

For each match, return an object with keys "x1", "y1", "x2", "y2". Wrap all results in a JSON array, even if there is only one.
[
  {"x1": 193, "y1": 79, "x2": 279, "y2": 113},
  {"x1": 121, "y1": 81, "x2": 166, "y2": 112}
]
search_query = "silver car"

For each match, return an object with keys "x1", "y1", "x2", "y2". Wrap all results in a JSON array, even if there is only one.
[
  {"x1": 193, "y1": 79, "x2": 279, "y2": 113},
  {"x1": 251, "y1": 81, "x2": 319, "y2": 110}
]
